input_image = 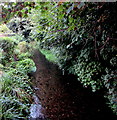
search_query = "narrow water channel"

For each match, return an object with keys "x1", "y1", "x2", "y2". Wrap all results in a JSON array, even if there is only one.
[{"x1": 30, "y1": 50, "x2": 116, "y2": 120}]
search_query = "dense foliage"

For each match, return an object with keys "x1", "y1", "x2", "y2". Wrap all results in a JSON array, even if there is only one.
[
  {"x1": 0, "y1": 1, "x2": 117, "y2": 115},
  {"x1": 7, "y1": 18, "x2": 34, "y2": 39},
  {"x1": 0, "y1": 37, "x2": 36, "y2": 119}
]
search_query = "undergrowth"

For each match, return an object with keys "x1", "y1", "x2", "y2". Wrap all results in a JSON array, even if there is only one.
[{"x1": 0, "y1": 36, "x2": 36, "y2": 119}]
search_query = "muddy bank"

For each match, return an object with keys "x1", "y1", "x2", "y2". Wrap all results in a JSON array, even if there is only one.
[{"x1": 31, "y1": 49, "x2": 116, "y2": 120}]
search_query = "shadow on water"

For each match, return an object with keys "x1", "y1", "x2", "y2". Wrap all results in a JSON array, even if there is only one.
[{"x1": 30, "y1": 50, "x2": 117, "y2": 120}]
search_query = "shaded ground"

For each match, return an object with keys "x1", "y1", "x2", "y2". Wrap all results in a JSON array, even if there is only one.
[{"x1": 32, "y1": 49, "x2": 116, "y2": 120}]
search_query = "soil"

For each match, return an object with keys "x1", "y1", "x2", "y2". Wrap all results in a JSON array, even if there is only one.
[{"x1": 31, "y1": 49, "x2": 117, "y2": 120}]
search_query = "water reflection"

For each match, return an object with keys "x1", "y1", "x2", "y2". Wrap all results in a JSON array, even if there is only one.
[{"x1": 30, "y1": 95, "x2": 46, "y2": 120}]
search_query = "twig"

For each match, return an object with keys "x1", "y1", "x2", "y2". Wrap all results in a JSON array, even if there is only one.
[
  {"x1": 94, "y1": 32, "x2": 99, "y2": 59},
  {"x1": 97, "y1": 37, "x2": 110, "y2": 50}
]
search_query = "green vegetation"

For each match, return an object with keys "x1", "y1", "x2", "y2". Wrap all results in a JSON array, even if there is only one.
[
  {"x1": 40, "y1": 49, "x2": 57, "y2": 63},
  {"x1": 0, "y1": 68, "x2": 33, "y2": 119},
  {"x1": 0, "y1": 36, "x2": 36, "y2": 119},
  {"x1": 0, "y1": 37, "x2": 17, "y2": 65},
  {"x1": 0, "y1": 1, "x2": 117, "y2": 116},
  {"x1": 0, "y1": 24, "x2": 12, "y2": 33},
  {"x1": 28, "y1": 2, "x2": 117, "y2": 114}
]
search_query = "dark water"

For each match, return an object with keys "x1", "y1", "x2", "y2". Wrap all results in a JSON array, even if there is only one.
[{"x1": 30, "y1": 50, "x2": 117, "y2": 120}]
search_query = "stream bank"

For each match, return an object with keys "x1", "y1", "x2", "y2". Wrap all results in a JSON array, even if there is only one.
[{"x1": 31, "y1": 49, "x2": 116, "y2": 120}]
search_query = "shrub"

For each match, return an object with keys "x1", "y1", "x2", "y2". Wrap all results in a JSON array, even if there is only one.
[
  {"x1": 69, "y1": 59, "x2": 103, "y2": 92},
  {"x1": 16, "y1": 58, "x2": 36, "y2": 74},
  {"x1": 18, "y1": 52, "x2": 31, "y2": 60}
]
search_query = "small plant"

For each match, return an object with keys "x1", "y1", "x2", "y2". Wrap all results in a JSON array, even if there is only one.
[
  {"x1": 16, "y1": 58, "x2": 36, "y2": 74},
  {"x1": 18, "y1": 52, "x2": 31, "y2": 60},
  {"x1": 68, "y1": 56, "x2": 103, "y2": 92}
]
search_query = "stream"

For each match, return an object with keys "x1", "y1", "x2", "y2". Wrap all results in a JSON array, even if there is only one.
[{"x1": 29, "y1": 50, "x2": 116, "y2": 120}]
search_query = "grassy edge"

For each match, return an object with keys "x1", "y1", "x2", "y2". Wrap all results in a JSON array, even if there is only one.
[{"x1": 40, "y1": 49, "x2": 58, "y2": 63}]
